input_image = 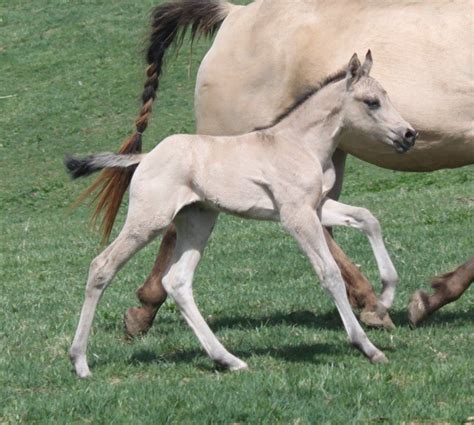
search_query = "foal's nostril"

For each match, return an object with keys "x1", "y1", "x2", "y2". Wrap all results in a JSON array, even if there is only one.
[{"x1": 404, "y1": 129, "x2": 417, "y2": 146}]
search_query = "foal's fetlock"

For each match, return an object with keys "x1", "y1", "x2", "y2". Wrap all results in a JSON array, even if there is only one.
[
  {"x1": 69, "y1": 350, "x2": 91, "y2": 378},
  {"x1": 350, "y1": 336, "x2": 388, "y2": 364}
]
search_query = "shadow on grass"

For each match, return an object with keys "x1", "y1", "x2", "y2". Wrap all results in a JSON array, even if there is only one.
[
  {"x1": 382, "y1": 308, "x2": 474, "y2": 328},
  {"x1": 188, "y1": 307, "x2": 473, "y2": 332},
  {"x1": 122, "y1": 308, "x2": 473, "y2": 371},
  {"x1": 129, "y1": 340, "x2": 347, "y2": 370},
  {"x1": 143, "y1": 306, "x2": 473, "y2": 339},
  {"x1": 206, "y1": 309, "x2": 343, "y2": 332},
  {"x1": 236, "y1": 342, "x2": 347, "y2": 364}
]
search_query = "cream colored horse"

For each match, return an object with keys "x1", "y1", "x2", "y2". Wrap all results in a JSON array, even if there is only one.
[
  {"x1": 197, "y1": 0, "x2": 473, "y2": 171},
  {"x1": 68, "y1": 52, "x2": 416, "y2": 377}
]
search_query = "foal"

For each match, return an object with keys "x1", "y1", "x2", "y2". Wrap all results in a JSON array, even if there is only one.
[{"x1": 67, "y1": 52, "x2": 417, "y2": 377}]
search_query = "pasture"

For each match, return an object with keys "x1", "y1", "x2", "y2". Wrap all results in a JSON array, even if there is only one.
[{"x1": 1, "y1": 1, "x2": 473, "y2": 423}]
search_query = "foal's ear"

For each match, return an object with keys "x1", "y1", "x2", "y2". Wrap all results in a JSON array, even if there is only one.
[
  {"x1": 361, "y1": 49, "x2": 373, "y2": 76},
  {"x1": 346, "y1": 53, "x2": 361, "y2": 88}
]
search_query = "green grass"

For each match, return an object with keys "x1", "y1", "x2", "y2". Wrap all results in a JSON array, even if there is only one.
[{"x1": 1, "y1": 1, "x2": 473, "y2": 423}]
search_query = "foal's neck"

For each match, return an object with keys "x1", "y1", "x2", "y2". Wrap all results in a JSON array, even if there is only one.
[{"x1": 271, "y1": 81, "x2": 346, "y2": 166}]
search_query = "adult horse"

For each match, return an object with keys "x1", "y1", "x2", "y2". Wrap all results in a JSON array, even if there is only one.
[{"x1": 80, "y1": 0, "x2": 473, "y2": 337}]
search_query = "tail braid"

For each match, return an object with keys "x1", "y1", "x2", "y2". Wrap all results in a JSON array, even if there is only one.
[{"x1": 76, "y1": 0, "x2": 233, "y2": 242}]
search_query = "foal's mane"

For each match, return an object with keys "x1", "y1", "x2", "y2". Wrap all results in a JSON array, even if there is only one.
[{"x1": 254, "y1": 69, "x2": 346, "y2": 131}]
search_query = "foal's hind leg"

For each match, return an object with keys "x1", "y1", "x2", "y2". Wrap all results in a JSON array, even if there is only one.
[
  {"x1": 69, "y1": 223, "x2": 160, "y2": 378},
  {"x1": 163, "y1": 207, "x2": 248, "y2": 371},
  {"x1": 281, "y1": 206, "x2": 387, "y2": 364},
  {"x1": 320, "y1": 199, "x2": 398, "y2": 316}
]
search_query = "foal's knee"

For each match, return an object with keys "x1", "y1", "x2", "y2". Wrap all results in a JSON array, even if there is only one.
[
  {"x1": 320, "y1": 266, "x2": 345, "y2": 293},
  {"x1": 354, "y1": 207, "x2": 381, "y2": 234},
  {"x1": 162, "y1": 270, "x2": 191, "y2": 301},
  {"x1": 86, "y1": 255, "x2": 114, "y2": 293}
]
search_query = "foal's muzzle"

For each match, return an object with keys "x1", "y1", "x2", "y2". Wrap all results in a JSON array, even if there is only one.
[{"x1": 394, "y1": 128, "x2": 418, "y2": 153}]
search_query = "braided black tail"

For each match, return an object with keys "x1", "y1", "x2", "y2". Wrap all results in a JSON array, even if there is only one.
[{"x1": 76, "y1": 0, "x2": 234, "y2": 242}]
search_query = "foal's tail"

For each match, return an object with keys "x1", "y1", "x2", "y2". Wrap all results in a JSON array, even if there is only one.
[
  {"x1": 77, "y1": 0, "x2": 236, "y2": 242},
  {"x1": 65, "y1": 153, "x2": 145, "y2": 179}
]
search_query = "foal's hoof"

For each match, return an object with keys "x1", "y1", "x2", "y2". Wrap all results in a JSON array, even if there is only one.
[
  {"x1": 215, "y1": 357, "x2": 249, "y2": 372},
  {"x1": 407, "y1": 290, "x2": 430, "y2": 326},
  {"x1": 360, "y1": 310, "x2": 395, "y2": 331},
  {"x1": 370, "y1": 351, "x2": 388, "y2": 364},
  {"x1": 69, "y1": 353, "x2": 92, "y2": 379},
  {"x1": 76, "y1": 369, "x2": 92, "y2": 379},
  {"x1": 229, "y1": 362, "x2": 249, "y2": 372},
  {"x1": 229, "y1": 360, "x2": 249, "y2": 372},
  {"x1": 124, "y1": 307, "x2": 153, "y2": 339}
]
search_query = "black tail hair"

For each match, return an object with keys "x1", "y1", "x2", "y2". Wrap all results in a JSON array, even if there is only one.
[{"x1": 65, "y1": 155, "x2": 102, "y2": 179}]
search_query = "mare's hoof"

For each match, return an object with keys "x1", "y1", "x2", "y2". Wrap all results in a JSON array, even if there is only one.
[
  {"x1": 407, "y1": 290, "x2": 430, "y2": 326},
  {"x1": 370, "y1": 351, "x2": 388, "y2": 364},
  {"x1": 124, "y1": 307, "x2": 153, "y2": 339},
  {"x1": 360, "y1": 310, "x2": 395, "y2": 330}
]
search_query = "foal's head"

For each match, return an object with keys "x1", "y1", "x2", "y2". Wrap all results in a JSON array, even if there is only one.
[{"x1": 341, "y1": 51, "x2": 417, "y2": 153}]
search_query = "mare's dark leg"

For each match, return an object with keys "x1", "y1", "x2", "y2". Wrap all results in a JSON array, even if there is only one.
[
  {"x1": 124, "y1": 225, "x2": 176, "y2": 337},
  {"x1": 408, "y1": 257, "x2": 474, "y2": 326},
  {"x1": 324, "y1": 229, "x2": 395, "y2": 329},
  {"x1": 327, "y1": 150, "x2": 394, "y2": 329}
]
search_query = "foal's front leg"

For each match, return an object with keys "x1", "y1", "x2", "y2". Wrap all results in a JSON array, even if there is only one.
[
  {"x1": 320, "y1": 199, "x2": 399, "y2": 314},
  {"x1": 162, "y1": 208, "x2": 248, "y2": 371},
  {"x1": 280, "y1": 205, "x2": 387, "y2": 363}
]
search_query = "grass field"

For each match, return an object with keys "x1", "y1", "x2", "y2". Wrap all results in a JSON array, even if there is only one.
[{"x1": 1, "y1": 1, "x2": 473, "y2": 423}]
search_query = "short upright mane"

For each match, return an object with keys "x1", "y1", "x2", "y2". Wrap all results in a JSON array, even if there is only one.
[{"x1": 254, "y1": 69, "x2": 347, "y2": 131}]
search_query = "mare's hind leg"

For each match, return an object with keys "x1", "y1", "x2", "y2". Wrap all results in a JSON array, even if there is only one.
[
  {"x1": 408, "y1": 257, "x2": 474, "y2": 326},
  {"x1": 124, "y1": 225, "x2": 176, "y2": 338},
  {"x1": 281, "y1": 205, "x2": 387, "y2": 363},
  {"x1": 323, "y1": 230, "x2": 394, "y2": 330},
  {"x1": 69, "y1": 222, "x2": 161, "y2": 378},
  {"x1": 326, "y1": 151, "x2": 390, "y2": 328},
  {"x1": 163, "y1": 206, "x2": 248, "y2": 371},
  {"x1": 320, "y1": 199, "x2": 398, "y2": 316}
]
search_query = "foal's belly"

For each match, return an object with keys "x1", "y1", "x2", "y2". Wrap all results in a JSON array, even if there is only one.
[{"x1": 200, "y1": 181, "x2": 280, "y2": 221}]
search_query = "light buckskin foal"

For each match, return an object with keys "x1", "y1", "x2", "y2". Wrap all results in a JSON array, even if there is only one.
[{"x1": 67, "y1": 52, "x2": 417, "y2": 378}]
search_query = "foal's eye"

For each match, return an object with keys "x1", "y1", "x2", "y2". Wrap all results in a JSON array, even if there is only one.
[{"x1": 363, "y1": 98, "x2": 380, "y2": 109}]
